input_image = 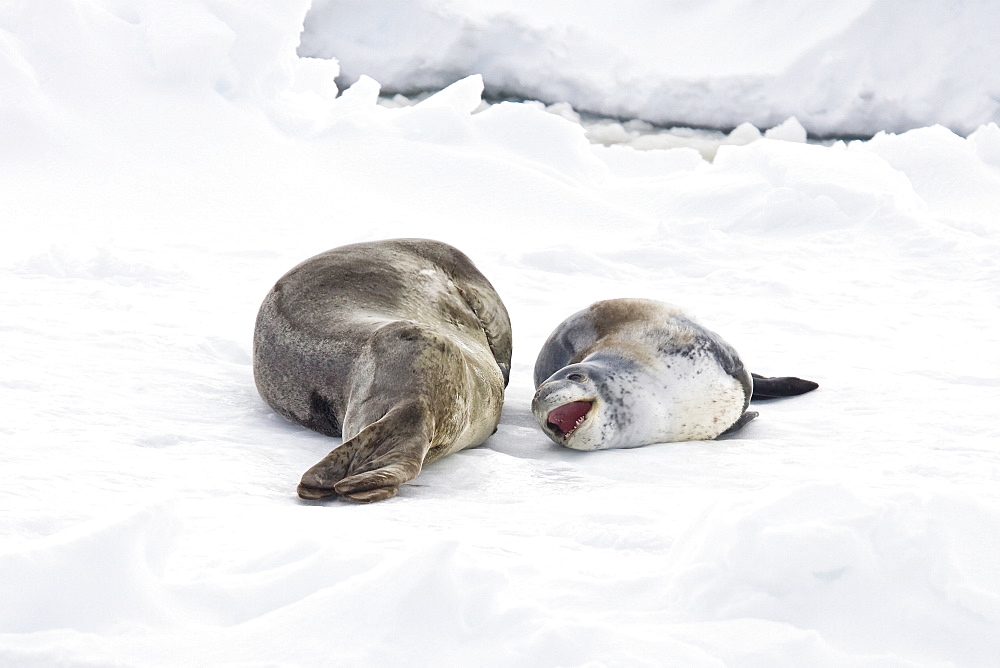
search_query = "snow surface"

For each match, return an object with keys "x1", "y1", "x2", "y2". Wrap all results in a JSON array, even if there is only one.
[
  {"x1": 3, "y1": 0, "x2": 1000, "y2": 666},
  {"x1": 300, "y1": 0, "x2": 1000, "y2": 137}
]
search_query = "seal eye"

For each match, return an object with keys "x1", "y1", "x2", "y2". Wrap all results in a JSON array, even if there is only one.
[{"x1": 566, "y1": 372, "x2": 587, "y2": 382}]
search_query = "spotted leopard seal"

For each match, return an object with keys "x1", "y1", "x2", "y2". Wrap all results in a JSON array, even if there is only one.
[{"x1": 532, "y1": 298, "x2": 817, "y2": 450}]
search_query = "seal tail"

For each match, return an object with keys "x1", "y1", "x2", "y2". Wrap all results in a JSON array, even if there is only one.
[{"x1": 750, "y1": 373, "x2": 819, "y2": 399}]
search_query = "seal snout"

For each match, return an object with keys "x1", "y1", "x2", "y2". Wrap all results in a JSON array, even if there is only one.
[{"x1": 546, "y1": 400, "x2": 593, "y2": 438}]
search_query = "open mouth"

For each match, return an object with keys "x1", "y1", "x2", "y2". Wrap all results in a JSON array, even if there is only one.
[{"x1": 546, "y1": 401, "x2": 593, "y2": 438}]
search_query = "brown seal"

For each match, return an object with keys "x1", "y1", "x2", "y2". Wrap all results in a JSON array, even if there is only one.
[{"x1": 253, "y1": 239, "x2": 512, "y2": 502}]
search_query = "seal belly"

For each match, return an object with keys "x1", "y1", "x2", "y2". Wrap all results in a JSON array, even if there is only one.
[{"x1": 643, "y1": 354, "x2": 747, "y2": 442}]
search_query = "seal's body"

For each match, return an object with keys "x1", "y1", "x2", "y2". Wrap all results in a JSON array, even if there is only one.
[
  {"x1": 532, "y1": 298, "x2": 817, "y2": 450},
  {"x1": 254, "y1": 239, "x2": 511, "y2": 502}
]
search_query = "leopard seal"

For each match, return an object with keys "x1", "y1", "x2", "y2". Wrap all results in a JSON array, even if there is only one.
[
  {"x1": 253, "y1": 238, "x2": 512, "y2": 502},
  {"x1": 532, "y1": 298, "x2": 817, "y2": 450}
]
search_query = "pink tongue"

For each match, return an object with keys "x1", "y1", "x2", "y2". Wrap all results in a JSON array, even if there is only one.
[{"x1": 547, "y1": 401, "x2": 591, "y2": 434}]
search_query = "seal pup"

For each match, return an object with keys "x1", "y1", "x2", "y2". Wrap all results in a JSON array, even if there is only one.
[
  {"x1": 254, "y1": 239, "x2": 512, "y2": 502},
  {"x1": 532, "y1": 298, "x2": 817, "y2": 450}
]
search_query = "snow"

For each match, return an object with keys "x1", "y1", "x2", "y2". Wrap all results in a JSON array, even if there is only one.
[
  {"x1": 2, "y1": 0, "x2": 1000, "y2": 665},
  {"x1": 300, "y1": 0, "x2": 1000, "y2": 137}
]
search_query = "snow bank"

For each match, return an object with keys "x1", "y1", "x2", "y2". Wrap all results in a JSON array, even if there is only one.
[
  {"x1": 2, "y1": 0, "x2": 1000, "y2": 666},
  {"x1": 300, "y1": 0, "x2": 1000, "y2": 137}
]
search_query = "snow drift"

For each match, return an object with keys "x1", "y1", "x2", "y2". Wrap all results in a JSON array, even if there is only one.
[{"x1": 300, "y1": 0, "x2": 1000, "y2": 137}]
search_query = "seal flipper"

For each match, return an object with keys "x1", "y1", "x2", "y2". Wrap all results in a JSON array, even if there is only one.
[
  {"x1": 750, "y1": 374, "x2": 819, "y2": 399},
  {"x1": 719, "y1": 410, "x2": 759, "y2": 437},
  {"x1": 297, "y1": 401, "x2": 432, "y2": 503},
  {"x1": 297, "y1": 449, "x2": 350, "y2": 500}
]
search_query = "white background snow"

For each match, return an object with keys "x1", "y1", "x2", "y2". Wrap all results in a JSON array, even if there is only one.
[{"x1": 2, "y1": 0, "x2": 1000, "y2": 665}]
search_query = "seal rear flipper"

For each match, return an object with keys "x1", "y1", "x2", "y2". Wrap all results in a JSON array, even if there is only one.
[
  {"x1": 750, "y1": 373, "x2": 819, "y2": 399},
  {"x1": 297, "y1": 443, "x2": 352, "y2": 500},
  {"x1": 334, "y1": 458, "x2": 422, "y2": 502},
  {"x1": 297, "y1": 402, "x2": 432, "y2": 502},
  {"x1": 719, "y1": 410, "x2": 759, "y2": 437}
]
